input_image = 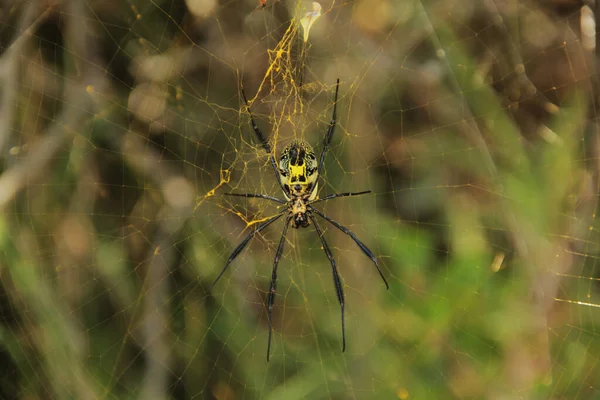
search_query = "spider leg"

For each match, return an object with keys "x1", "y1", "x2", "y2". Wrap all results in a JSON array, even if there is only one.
[
  {"x1": 309, "y1": 207, "x2": 389, "y2": 290},
  {"x1": 309, "y1": 214, "x2": 346, "y2": 352},
  {"x1": 310, "y1": 190, "x2": 371, "y2": 205},
  {"x1": 208, "y1": 212, "x2": 285, "y2": 292},
  {"x1": 240, "y1": 88, "x2": 287, "y2": 194},
  {"x1": 266, "y1": 215, "x2": 293, "y2": 361},
  {"x1": 225, "y1": 193, "x2": 287, "y2": 204},
  {"x1": 317, "y1": 79, "x2": 340, "y2": 175}
]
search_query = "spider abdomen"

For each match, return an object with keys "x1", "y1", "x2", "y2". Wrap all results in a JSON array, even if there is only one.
[{"x1": 279, "y1": 140, "x2": 318, "y2": 199}]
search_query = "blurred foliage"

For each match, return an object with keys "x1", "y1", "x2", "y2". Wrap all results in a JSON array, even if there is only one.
[{"x1": 1, "y1": 0, "x2": 600, "y2": 399}]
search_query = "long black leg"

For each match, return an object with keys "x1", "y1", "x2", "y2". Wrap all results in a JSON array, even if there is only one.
[
  {"x1": 309, "y1": 214, "x2": 346, "y2": 352},
  {"x1": 317, "y1": 79, "x2": 340, "y2": 175},
  {"x1": 266, "y1": 215, "x2": 293, "y2": 361},
  {"x1": 225, "y1": 193, "x2": 287, "y2": 204},
  {"x1": 240, "y1": 88, "x2": 287, "y2": 194},
  {"x1": 310, "y1": 190, "x2": 371, "y2": 205},
  {"x1": 208, "y1": 213, "x2": 285, "y2": 292},
  {"x1": 309, "y1": 207, "x2": 389, "y2": 290}
]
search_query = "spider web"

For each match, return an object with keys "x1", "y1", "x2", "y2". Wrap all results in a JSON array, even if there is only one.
[{"x1": 1, "y1": 0, "x2": 599, "y2": 398}]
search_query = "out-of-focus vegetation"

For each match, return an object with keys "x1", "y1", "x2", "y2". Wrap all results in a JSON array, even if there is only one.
[{"x1": 1, "y1": 0, "x2": 600, "y2": 399}]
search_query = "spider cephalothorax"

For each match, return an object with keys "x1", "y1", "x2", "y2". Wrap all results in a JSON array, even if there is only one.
[{"x1": 211, "y1": 80, "x2": 389, "y2": 360}]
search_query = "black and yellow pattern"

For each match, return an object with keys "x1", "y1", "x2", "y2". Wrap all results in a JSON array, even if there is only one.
[
  {"x1": 210, "y1": 79, "x2": 389, "y2": 360},
  {"x1": 278, "y1": 140, "x2": 318, "y2": 200}
]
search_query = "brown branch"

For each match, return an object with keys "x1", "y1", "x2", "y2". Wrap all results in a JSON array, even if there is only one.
[
  {"x1": 119, "y1": 130, "x2": 195, "y2": 399},
  {"x1": 0, "y1": 3, "x2": 54, "y2": 156}
]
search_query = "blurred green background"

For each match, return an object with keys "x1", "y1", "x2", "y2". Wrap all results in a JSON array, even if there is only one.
[{"x1": 1, "y1": 0, "x2": 600, "y2": 398}]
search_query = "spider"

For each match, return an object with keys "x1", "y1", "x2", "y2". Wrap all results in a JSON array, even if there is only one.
[{"x1": 209, "y1": 79, "x2": 389, "y2": 360}]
